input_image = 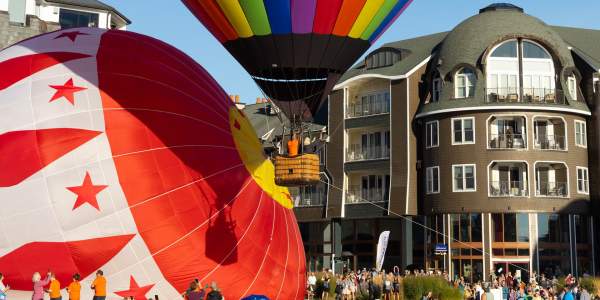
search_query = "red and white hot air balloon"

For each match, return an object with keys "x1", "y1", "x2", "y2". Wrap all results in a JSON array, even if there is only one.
[{"x1": 0, "y1": 28, "x2": 305, "y2": 300}]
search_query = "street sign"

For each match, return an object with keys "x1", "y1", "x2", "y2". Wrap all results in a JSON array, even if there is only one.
[{"x1": 435, "y1": 243, "x2": 448, "y2": 255}]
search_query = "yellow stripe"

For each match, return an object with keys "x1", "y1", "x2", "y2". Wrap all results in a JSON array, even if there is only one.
[
  {"x1": 348, "y1": 0, "x2": 385, "y2": 38},
  {"x1": 216, "y1": 0, "x2": 254, "y2": 38}
]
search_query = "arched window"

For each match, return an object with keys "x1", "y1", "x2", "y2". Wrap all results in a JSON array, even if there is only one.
[
  {"x1": 365, "y1": 48, "x2": 401, "y2": 69},
  {"x1": 455, "y1": 68, "x2": 476, "y2": 98},
  {"x1": 486, "y1": 39, "x2": 556, "y2": 103}
]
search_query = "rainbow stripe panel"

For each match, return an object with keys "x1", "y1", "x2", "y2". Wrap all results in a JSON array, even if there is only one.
[{"x1": 188, "y1": 0, "x2": 413, "y2": 43}]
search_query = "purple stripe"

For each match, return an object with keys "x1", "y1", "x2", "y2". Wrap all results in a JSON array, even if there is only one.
[
  {"x1": 370, "y1": 0, "x2": 413, "y2": 43},
  {"x1": 291, "y1": 0, "x2": 317, "y2": 34}
]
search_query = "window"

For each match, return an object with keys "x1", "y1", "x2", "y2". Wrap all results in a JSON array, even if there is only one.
[
  {"x1": 568, "y1": 76, "x2": 577, "y2": 100},
  {"x1": 455, "y1": 68, "x2": 476, "y2": 98},
  {"x1": 575, "y1": 120, "x2": 587, "y2": 147},
  {"x1": 366, "y1": 49, "x2": 401, "y2": 69},
  {"x1": 452, "y1": 117, "x2": 475, "y2": 145},
  {"x1": 522, "y1": 41, "x2": 551, "y2": 59},
  {"x1": 432, "y1": 78, "x2": 442, "y2": 102},
  {"x1": 453, "y1": 164, "x2": 476, "y2": 192},
  {"x1": 425, "y1": 121, "x2": 439, "y2": 148},
  {"x1": 59, "y1": 9, "x2": 99, "y2": 29},
  {"x1": 426, "y1": 166, "x2": 440, "y2": 194},
  {"x1": 577, "y1": 167, "x2": 589, "y2": 194}
]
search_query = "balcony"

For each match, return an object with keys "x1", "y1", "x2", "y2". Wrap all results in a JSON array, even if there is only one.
[
  {"x1": 534, "y1": 135, "x2": 566, "y2": 150},
  {"x1": 346, "y1": 96, "x2": 390, "y2": 118},
  {"x1": 489, "y1": 133, "x2": 526, "y2": 149},
  {"x1": 485, "y1": 88, "x2": 565, "y2": 104},
  {"x1": 535, "y1": 162, "x2": 569, "y2": 198},
  {"x1": 534, "y1": 117, "x2": 567, "y2": 151},
  {"x1": 536, "y1": 182, "x2": 568, "y2": 197},
  {"x1": 292, "y1": 185, "x2": 327, "y2": 207},
  {"x1": 346, "y1": 186, "x2": 387, "y2": 204},
  {"x1": 346, "y1": 145, "x2": 390, "y2": 162},
  {"x1": 489, "y1": 181, "x2": 528, "y2": 197}
]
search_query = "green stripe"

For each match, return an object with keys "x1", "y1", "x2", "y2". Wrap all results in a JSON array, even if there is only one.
[
  {"x1": 360, "y1": 0, "x2": 398, "y2": 40},
  {"x1": 240, "y1": 0, "x2": 271, "y2": 36}
]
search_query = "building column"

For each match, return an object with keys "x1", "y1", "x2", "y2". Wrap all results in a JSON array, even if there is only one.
[
  {"x1": 530, "y1": 213, "x2": 539, "y2": 275},
  {"x1": 331, "y1": 218, "x2": 342, "y2": 273},
  {"x1": 401, "y1": 217, "x2": 413, "y2": 269},
  {"x1": 323, "y1": 221, "x2": 333, "y2": 272},
  {"x1": 482, "y1": 213, "x2": 492, "y2": 281}
]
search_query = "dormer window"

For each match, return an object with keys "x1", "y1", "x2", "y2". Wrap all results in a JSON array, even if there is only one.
[
  {"x1": 455, "y1": 68, "x2": 476, "y2": 98},
  {"x1": 568, "y1": 75, "x2": 577, "y2": 100},
  {"x1": 432, "y1": 76, "x2": 442, "y2": 102},
  {"x1": 365, "y1": 48, "x2": 401, "y2": 69}
]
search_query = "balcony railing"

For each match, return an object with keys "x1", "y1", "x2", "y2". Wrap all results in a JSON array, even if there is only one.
[
  {"x1": 536, "y1": 182, "x2": 568, "y2": 197},
  {"x1": 486, "y1": 88, "x2": 565, "y2": 104},
  {"x1": 489, "y1": 133, "x2": 526, "y2": 149},
  {"x1": 293, "y1": 188, "x2": 327, "y2": 207},
  {"x1": 346, "y1": 99, "x2": 390, "y2": 118},
  {"x1": 346, "y1": 145, "x2": 390, "y2": 162},
  {"x1": 489, "y1": 181, "x2": 528, "y2": 197},
  {"x1": 346, "y1": 186, "x2": 387, "y2": 204},
  {"x1": 534, "y1": 135, "x2": 566, "y2": 150}
]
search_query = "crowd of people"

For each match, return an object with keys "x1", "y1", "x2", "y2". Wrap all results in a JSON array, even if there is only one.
[
  {"x1": 306, "y1": 268, "x2": 599, "y2": 300},
  {"x1": 181, "y1": 279, "x2": 224, "y2": 300}
]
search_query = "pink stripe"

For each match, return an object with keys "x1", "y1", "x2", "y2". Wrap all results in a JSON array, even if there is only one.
[{"x1": 291, "y1": 0, "x2": 317, "y2": 34}]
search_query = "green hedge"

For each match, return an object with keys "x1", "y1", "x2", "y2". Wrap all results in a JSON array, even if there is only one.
[{"x1": 403, "y1": 276, "x2": 462, "y2": 300}]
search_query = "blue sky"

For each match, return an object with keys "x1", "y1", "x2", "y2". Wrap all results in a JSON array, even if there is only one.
[{"x1": 101, "y1": 1, "x2": 600, "y2": 103}]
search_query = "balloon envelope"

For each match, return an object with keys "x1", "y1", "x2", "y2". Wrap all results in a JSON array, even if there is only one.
[
  {"x1": 183, "y1": 0, "x2": 414, "y2": 121},
  {"x1": 0, "y1": 28, "x2": 305, "y2": 300}
]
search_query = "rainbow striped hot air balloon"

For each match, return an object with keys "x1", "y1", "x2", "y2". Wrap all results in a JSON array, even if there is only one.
[{"x1": 183, "y1": 0, "x2": 413, "y2": 121}]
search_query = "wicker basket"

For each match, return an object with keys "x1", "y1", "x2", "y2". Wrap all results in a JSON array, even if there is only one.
[{"x1": 274, "y1": 153, "x2": 320, "y2": 186}]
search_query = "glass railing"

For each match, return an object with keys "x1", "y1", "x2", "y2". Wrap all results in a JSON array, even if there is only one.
[
  {"x1": 345, "y1": 186, "x2": 388, "y2": 204},
  {"x1": 293, "y1": 187, "x2": 327, "y2": 207},
  {"x1": 346, "y1": 145, "x2": 390, "y2": 162},
  {"x1": 489, "y1": 181, "x2": 528, "y2": 197},
  {"x1": 346, "y1": 99, "x2": 390, "y2": 118},
  {"x1": 486, "y1": 88, "x2": 565, "y2": 104},
  {"x1": 534, "y1": 135, "x2": 566, "y2": 150},
  {"x1": 536, "y1": 182, "x2": 568, "y2": 197},
  {"x1": 489, "y1": 133, "x2": 526, "y2": 149}
]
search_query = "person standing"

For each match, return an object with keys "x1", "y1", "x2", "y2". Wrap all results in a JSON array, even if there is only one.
[
  {"x1": 32, "y1": 272, "x2": 51, "y2": 300},
  {"x1": 0, "y1": 273, "x2": 9, "y2": 300},
  {"x1": 48, "y1": 273, "x2": 61, "y2": 300},
  {"x1": 67, "y1": 274, "x2": 81, "y2": 300},
  {"x1": 91, "y1": 270, "x2": 107, "y2": 300}
]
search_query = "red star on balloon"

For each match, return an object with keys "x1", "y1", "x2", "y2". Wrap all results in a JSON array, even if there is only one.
[
  {"x1": 67, "y1": 172, "x2": 107, "y2": 211},
  {"x1": 114, "y1": 276, "x2": 155, "y2": 300},
  {"x1": 54, "y1": 31, "x2": 89, "y2": 42},
  {"x1": 49, "y1": 78, "x2": 87, "y2": 105}
]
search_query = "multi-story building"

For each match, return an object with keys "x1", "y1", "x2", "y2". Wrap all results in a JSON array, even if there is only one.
[
  {"x1": 298, "y1": 3, "x2": 600, "y2": 281},
  {"x1": 0, "y1": 0, "x2": 129, "y2": 49}
]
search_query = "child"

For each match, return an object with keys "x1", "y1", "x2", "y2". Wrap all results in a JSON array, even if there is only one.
[
  {"x1": 67, "y1": 274, "x2": 81, "y2": 300},
  {"x1": 48, "y1": 273, "x2": 61, "y2": 300}
]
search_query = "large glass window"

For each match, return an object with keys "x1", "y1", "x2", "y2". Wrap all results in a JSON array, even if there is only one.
[
  {"x1": 59, "y1": 9, "x2": 99, "y2": 29},
  {"x1": 537, "y1": 214, "x2": 570, "y2": 277},
  {"x1": 522, "y1": 41, "x2": 551, "y2": 59},
  {"x1": 455, "y1": 68, "x2": 476, "y2": 98},
  {"x1": 426, "y1": 121, "x2": 439, "y2": 148},
  {"x1": 453, "y1": 164, "x2": 476, "y2": 192},
  {"x1": 426, "y1": 166, "x2": 440, "y2": 194},
  {"x1": 491, "y1": 213, "x2": 529, "y2": 243},
  {"x1": 491, "y1": 40, "x2": 518, "y2": 57},
  {"x1": 452, "y1": 117, "x2": 475, "y2": 144}
]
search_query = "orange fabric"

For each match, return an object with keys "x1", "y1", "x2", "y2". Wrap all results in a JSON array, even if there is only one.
[
  {"x1": 92, "y1": 276, "x2": 106, "y2": 296},
  {"x1": 287, "y1": 139, "x2": 299, "y2": 156},
  {"x1": 49, "y1": 279, "x2": 61, "y2": 298},
  {"x1": 68, "y1": 281, "x2": 81, "y2": 300},
  {"x1": 332, "y1": 0, "x2": 367, "y2": 36},
  {"x1": 198, "y1": 0, "x2": 239, "y2": 41}
]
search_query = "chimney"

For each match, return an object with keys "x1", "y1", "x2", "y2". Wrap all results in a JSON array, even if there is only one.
[
  {"x1": 229, "y1": 95, "x2": 235, "y2": 102},
  {"x1": 256, "y1": 97, "x2": 261, "y2": 104},
  {"x1": 235, "y1": 95, "x2": 240, "y2": 103}
]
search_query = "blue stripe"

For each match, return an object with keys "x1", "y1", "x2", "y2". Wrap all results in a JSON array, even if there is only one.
[
  {"x1": 368, "y1": 0, "x2": 410, "y2": 43},
  {"x1": 264, "y1": 0, "x2": 292, "y2": 34}
]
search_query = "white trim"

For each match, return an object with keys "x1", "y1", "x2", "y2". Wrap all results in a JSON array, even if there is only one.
[
  {"x1": 340, "y1": 87, "x2": 349, "y2": 218},
  {"x1": 574, "y1": 120, "x2": 587, "y2": 148},
  {"x1": 414, "y1": 106, "x2": 591, "y2": 119},
  {"x1": 451, "y1": 116, "x2": 476, "y2": 145},
  {"x1": 532, "y1": 115, "x2": 569, "y2": 152},
  {"x1": 576, "y1": 166, "x2": 589, "y2": 195},
  {"x1": 452, "y1": 164, "x2": 477, "y2": 192},
  {"x1": 333, "y1": 56, "x2": 432, "y2": 90},
  {"x1": 486, "y1": 160, "x2": 530, "y2": 198},
  {"x1": 425, "y1": 120, "x2": 439, "y2": 149},
  {"x1": 387, "y1": 80, "x2": 393, "y2": 215},
  {"x1": 485, "y1": 114, "x2": 529, "y2": 151},
  {"x1": 491, "y1": 257, "x2": 531, "y2": 263},
  {"x1": 533, "y1": 161, "x2": 570, "y2": 199},
  {"x1": 426, "y1": 166, "x2": 440, "y2": 194},
  {"x1": 405, "y1": 77, "x2": 411, "y2": 214}
]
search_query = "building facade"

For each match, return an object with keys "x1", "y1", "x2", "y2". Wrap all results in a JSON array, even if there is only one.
[
  {"x1": 0, "y1": 0, "x2": 129, "y2": 49},
  {"x1": 295, "y1": 4, "x2": 600, "y2": 281}
]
